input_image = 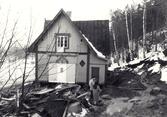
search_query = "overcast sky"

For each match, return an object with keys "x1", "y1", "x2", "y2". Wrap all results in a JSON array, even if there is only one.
[{"x1": 0, "y1": 0, "x2": 143, "y2": 45}]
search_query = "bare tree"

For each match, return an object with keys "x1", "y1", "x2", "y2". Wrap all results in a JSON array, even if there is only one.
[
  {"x1": 110, "y1": 10, "x2": 119, "y2": 65},
  {"x1": 0, "y1": 20, "x2": 18, "y2": 69},
  {"x1": 125, "y1": 6, "x2": 132, "y2": 61},
  {"x1": 143, "y1": 0, "x2": 147, "y2": 58}
]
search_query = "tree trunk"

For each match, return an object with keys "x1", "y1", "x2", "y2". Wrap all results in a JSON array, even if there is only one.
[
  {"x1": 143, "y1": 2, "x2": 146, "y2": 58},
  {"x1": 125, "y1": 10, "x2": 131, "y2": 61},
  {"x1": 111, "y1": 23, "x2": 119, "y2": 65},
  {"x1": 130, "y1": 9, "x2": 133, "y2": 58}
]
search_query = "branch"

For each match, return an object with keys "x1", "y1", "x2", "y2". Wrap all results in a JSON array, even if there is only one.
[{"x1": 0, "y1": 20, "x2": 18, "y2": 69}]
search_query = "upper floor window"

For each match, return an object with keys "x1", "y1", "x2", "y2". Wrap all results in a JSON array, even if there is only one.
[
  {"x1": 56, "y1": 35, "x2": 69, "y2": 48},
  {"x1": 55, "y1": 33, "x2": 70, "y2": 52}
]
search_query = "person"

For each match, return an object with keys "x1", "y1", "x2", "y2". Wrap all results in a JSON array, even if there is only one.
[
  {"x1": 89, "y1": 77, "x2": 96, "y2": 101},
  {"x1": 92, "y1": 81, "x2": 101, "y2": 105}
]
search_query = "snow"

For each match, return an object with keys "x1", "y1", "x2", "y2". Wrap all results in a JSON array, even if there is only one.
[
  {"x1": 128, "y1": 58, "x2": 141, "y2": 65},
  {"x1": 161, "y1": 67, "x2": 167, "y2": 83},
  {"x1": 82, "y1": 34, "x2": 106, "y2": 59},
  {"x1": 148, "y1": 63, "x2": 161, "y2": 73},
  {"x1": 55, "y1": 84, "x2": 63, "y2": 89},
  {"x1": 0, "y1": 55, "x2": 35, "y2": 88},
  {"x1": 108, "y1": 49, "x2": 167, "y2": 83},
  {"x1": 108, "y1": 63, "x2": 119, "y2": 71},
  {"x1": 158, "y1": 52, "x2": 167, "y2": 61},
  {"x1": 134, "y1": 64, "x2": 144, "y2": 73},
  {"x1": 148, "y1": 51, "x2": 167, "y2": 61},
  {"x1": 69, "y1": 108, "x2": 87, "y2": 117},
  {"x1": 137, "y1": 71, "x2": 144, "y2": 75},
  {"x1": 108, "y1": 62, "x2": 128, "y2": 71}
]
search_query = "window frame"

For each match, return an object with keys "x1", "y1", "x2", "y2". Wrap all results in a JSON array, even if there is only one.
[{"x1": 55, "y1": 33, "x2": 70, "y2": 51}]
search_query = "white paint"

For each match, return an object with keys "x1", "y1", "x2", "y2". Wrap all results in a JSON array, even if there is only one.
[
  {"x1": 48, "y1": 63, "x2": 75, "y2": 83},
  {"x1": 37, "y1": 11, "x2": 107, "y2": 84},
  {"x1": 38, "y1": 14, "x2": 87, "y2": 53}
]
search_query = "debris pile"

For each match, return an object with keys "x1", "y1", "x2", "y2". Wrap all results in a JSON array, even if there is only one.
[
  {"x1": 103, "y1": 51, "x2": 167, "y2": 117},
  {"x1": 0, "y1": 83, "x2": 93, "y2": 117},
  {"x1": 108, "y1": 51, "x2": 167, "y2": 90}
]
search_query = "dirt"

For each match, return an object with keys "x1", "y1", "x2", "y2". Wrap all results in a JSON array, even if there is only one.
[
  {"x1": 85, "y1": 69, "x2": 167, "y2": 117},
  {"x1": 2, "y1": 67, "x2": 167, "y2": 117}
]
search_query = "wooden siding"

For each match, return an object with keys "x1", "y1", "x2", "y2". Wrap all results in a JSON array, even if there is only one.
[
  {"x1": 38, "y1": 14, "x2": 88, "y2": 53},
  {"x1": 44, "y1": 20, "x2": 110, "y2": 56},
  {"x1": 32, "y1": 10, "x2": 107, "y2": 84},
  {"x1": 37, "y1": 53, "x2": 88, "y2": 83}
]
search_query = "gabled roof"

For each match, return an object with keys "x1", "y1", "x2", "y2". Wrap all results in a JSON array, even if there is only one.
[
  {"x1": 73, "y1": 20, "x2": 110, "y2": 56},
  {"x1": 44, "y1": 20, "x2": 110, "y2": 56},
  {"x1": 28, "y1": 9, "x2": 108, "y2": 61},
  {"x1": 28, "y1": 9, "x2": 67, "y2": 52}
]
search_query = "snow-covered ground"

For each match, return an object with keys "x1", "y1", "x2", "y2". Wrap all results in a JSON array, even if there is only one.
[
  {"x1": 108, "y1": 51, "x2": 167, "y2": 83},
  {"x1": 0, "y1": 55, "x2": 35, "y2": 88}
]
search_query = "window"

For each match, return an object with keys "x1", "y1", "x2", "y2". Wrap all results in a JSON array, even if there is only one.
[
  {"x1": 60, "y1": 68, "x2": 64, "y2": 73},
  {"x1": 57, "y1": 37, "x2": 60, "y2": 47},
  {"x1": 56, "y1": 35, "x2": 69, "y2": 48}
]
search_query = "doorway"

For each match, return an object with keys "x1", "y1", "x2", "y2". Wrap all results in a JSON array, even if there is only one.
[{"x1": 91, "y1": 67, "x2": 99, "y2": 83}]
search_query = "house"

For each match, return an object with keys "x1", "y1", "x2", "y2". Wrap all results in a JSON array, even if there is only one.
[{"x1": 28, "y1": 9, "x2": 110, "y2": 84}]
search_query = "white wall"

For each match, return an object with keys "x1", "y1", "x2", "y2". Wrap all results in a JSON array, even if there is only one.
[
  {"x1": 38, "y1": 14, "x2": 87, "y2": 53},
  {"x1": 89, "y1": 51, "x2": 107, "y2": 84},
  {"x1": 36, "y1": 13, "x2": 107, "y2": 84},
  {"x1": 89, "y1": 64, "x2": 106, "y2": 84}
]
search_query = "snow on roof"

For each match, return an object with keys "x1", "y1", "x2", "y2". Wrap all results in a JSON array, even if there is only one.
[{"x1": 82, "y1": 34, "x2": 106, "y2": 59}]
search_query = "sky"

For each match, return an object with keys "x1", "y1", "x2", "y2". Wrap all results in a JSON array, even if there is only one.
[{"x1": 0, "y1": 0, "x2": 143, "y2": 45}]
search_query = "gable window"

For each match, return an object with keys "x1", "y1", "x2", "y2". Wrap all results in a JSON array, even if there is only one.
[
  {"x1": 57, "y1": 37, "x2": 61, "y2": 47},
  {"x1": 55, "y1": 33, "x2": 70, "y2": 52},
  {"x1": 64, "y1": 36, "x2": 68, "y2": 47},
  {"x1": 56, "y1": 35, "x2": 69, "y2": 48}
]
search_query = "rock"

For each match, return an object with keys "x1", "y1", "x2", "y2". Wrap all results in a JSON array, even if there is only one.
[
  {"x1": 150, "y1": 87, "x2": 161, "y2": 96},
  {"x1": 101, "y1": 94, "x2": 111, "y2": 100},
  {"x1": 31, "y1": 113, "x2": 41, "y2": 117},
  {"x1": 128, "y1": 97, "x2": 141, "y2": 103},
  {"x1": 68, "y1": 102, "x2": 82, "y2": 114}
]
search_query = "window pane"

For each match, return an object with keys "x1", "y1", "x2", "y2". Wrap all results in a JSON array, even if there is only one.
[
  {"x1": 56, "y1": 34, "x2": 69, "y2": 49},
  {"x1": 57, "y1": 37, "x2": 60, "y2": 47},
  {"x1": 61, "y1": 36, "x2": 64, "y2": 47},
  {"x1": 64, "y1": 36, "x2": 68, "y2": 47},
  {"x1": 60, "y1": 68, "x2": 63, "y2": 72}
]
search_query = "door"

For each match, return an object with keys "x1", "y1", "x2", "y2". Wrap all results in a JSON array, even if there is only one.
[
  {"x1": 48, "y1": 63, "x2": 76, "y2": 83},
  {"x1": 48, "y1": 63, "x2": 66, "y2": 83},
  {"x1": 91, "y1": 67, "x2": 100, "y2": 83},
  {"x1": 56, "y1": 64, "x2": 67, "y2": 83}
]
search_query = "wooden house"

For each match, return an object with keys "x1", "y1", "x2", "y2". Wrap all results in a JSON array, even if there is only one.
[{"x1": 28, "y1": 9, "x2": 110, "y2": 84}]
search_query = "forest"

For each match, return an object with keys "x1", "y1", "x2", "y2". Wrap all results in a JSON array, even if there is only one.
[{"x1": 110, "y1": 0, "x2": 167, "y2": 63}]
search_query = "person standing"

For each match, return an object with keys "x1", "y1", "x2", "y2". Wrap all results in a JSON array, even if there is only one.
[
  {"x1": 89, "y1": 77, "x2": 96, "y2": 101},
  {"x1": 92, "y1": 81, "x2": 101, "y2": 105}
]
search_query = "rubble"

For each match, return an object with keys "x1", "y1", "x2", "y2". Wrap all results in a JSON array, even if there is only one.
[
  {"x1": 0, "y1": 83, "x2": 92, "y2": 117},
  {"x1": 2, "y1": 52, "x2": 167, "y2": 117},
  {"x1": 109, "y1": 70, "x2": 146, "y2": 90}
]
